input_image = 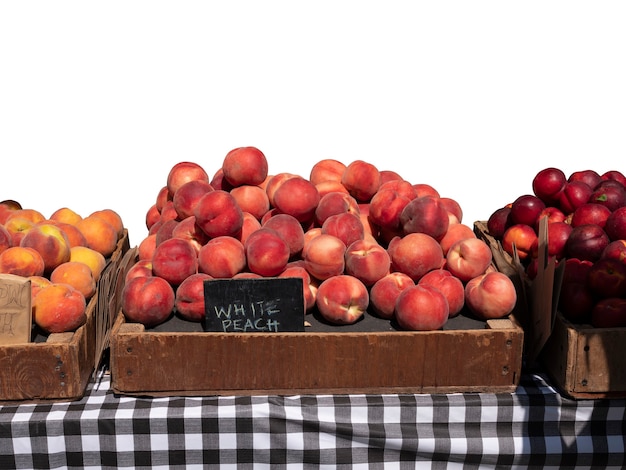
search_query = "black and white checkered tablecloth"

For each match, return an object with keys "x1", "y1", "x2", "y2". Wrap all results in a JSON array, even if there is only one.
[{"x1": 0, "y1": 372, "x2": 625, "y2": 469}]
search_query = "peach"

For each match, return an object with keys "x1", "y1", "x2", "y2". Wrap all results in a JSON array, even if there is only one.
[
  {"x1": 222, "y1": 146, "x2": 268, "y2": 187},
  {"x1": 413, "y1": 183, "x2": 440, "y2": 198},
  {"x1": 155, "y1": 219, "x2": 179, "y2": 246},
  {"x1": 591, "y1": 298, "x2": 626, "y2": 328},
  {"x1": 315, "y1": 274, "x2": 369, "y2": 325},
  {"x1": 52, "y1": 221, "x2": 87, "y2": 248},
  {"x1": 380, "y1": 169, "x2": 404, "y2": 184},
  {"x1": 369, "y1": 272, "x2": 415, "y2": 319},
  {"x1": 50, "y1": 261, "x2": 97, "y2": 300},
  {"x1": 244, "y1": 228, "x2": 290, "y2": 277},
  {"x1": 145, "y1": 204, "x2": 161, "y2": 231},
  {"x1": 314, "y1": 191, "x2": 360, "y2": 226},
  {"x1": 33, "y1": 283, "x2": 87, "y2": 334},
  {"x1": 20, "y1": 222, "x2": 71, "y2": 274},
  {"x1": 75, "y1": 215, "x2": 119, "y2": 257},
  {"x1": 387, "y1": 233, "x2": 444, "y2": 282},
  {"x1": 510, "y1": 194, "x2": 546, "y2": 227},
  {"x1": 194, "y1": 189, "x2": 244, "y2": 239},
  {"x1": 400, "y1": 195, "x2": 450, "y2": 241},
  {"x1": 501, "y1": 224, "x2": 538, "y2": 261},
  {"x1": 418, "y1": 269, "x2": 465, "y2": 317},
  {"x1": 438, "y1": 223, "x2": 476, "y2": 256},
  {"x1": 262, "y1": 213, "x2": 305, "y2": 259},
  {"x1": 69, "y1": 245, "x2": 107, "y2": 282},
  {"x1": 155, "y1": 185, "x2": 171, "y2": 212},
  {"x1": 309, "y1": 158, "x2": 347, "y2": 186},
  {"x1": 170, "y1": 216, "x2": 209, "y2": 254},
  {"x1": 175, "y1": 272, "x2": 213, "y2": 322},
  {"x1": 272, "y1": 176, "x2": 320, "y2": 223},
  {"x1": 88, "y1": 209, "x2": 124, "y2": 239},
  {"x1": 445, "y1": 237, "x2": 493, "y2": 282},
  {"x1": 565, "y1": 223, "x2": 609, "y2": 262},
  {"x1": 464, "y1": 271, "x2": 517, "y2": 320},
  {"x1": 303, "y1": 233, "x2": 346, "y2": 281},
  {"x1": 279, "y1": 265, "x2": 316, "y2": 312},
  {"x1": 0, "y1": 199, "x2": 21, "y2": 224},
  {"x1": 29, "y1": 275, "x2": 52, "y2": 304},
  {"x1": 125, "y1": 259, "x2": 154, "y2": 283},
  {"x1": 138, "y1": 233, "x2": 157, "y2": 261},
  {"x1": 209, "y1": 168, "x2": 234, "y2": 191},
  {"x1": 368, "y1": 183, "x2": 415, "y2": 231},
  {"x1": 172, "y1": 179, "x2": 214, "y2": 220},
  {"x1": 314, "y1": 180, "x2": 349, "y2": 199},
  {"x1": 152, "y1": 237, "x2": 198, "y2": 286},
  {"x1": 341, "y1": 160, "x2": 381, "y2": 202},
  {"x1": 395, "y1": 284, "x2": 449, "y2": 331},
  {"x1": 301, "y1": 227, "x2": 323, "y2": 258},
  {"x1": 198, "y1": 235, "x2": 246, "y2": 278},
  {"x1": 4, "y1": 216, "x2": 35, "y2": 246},
  {"x1": 232, "y1": 272, "x2": 263, "y2": 279},
  {"x1": 237, "y1": 211, "x2": 263, "y2": 245},
  {"x1": 5, "y1": 208, "x2": 46, "y2": 225},
  {"x1": 49, "y1": 207, "x2": 83, "y2": 225},
  {"x1": 439, "y1": 197, "x2": 463, "y2": 223},
  {"x1": 0, "y1": 224, "x2": 12, "y2": 255},
  {"x1": 166, "y1": 161, "x2": 210, "y2": 198},
  {"x1": 487, "y1": 206, "x2": 513, "y2": 240},
  {"x1": 121, "y1": 275, "x2": 175, "y2": 327},
  {"x1": 230, "y1": 184, "x2": 270, "y2": 220},
  {"x1": 158, "y1": 200, "x2": 179, "y2": 223},
  {"x1": 0, "y1": 246, "x2": 45, "y2": 277},
  {"x1": 344, "y1": 238, "x2": 390, "y2": 286},
  {"x1": 321, "y1": 212, "x2": 364, "y2": 248},
  {"x1": 531, "y1": 221, "x2": 572, "y2": 260},
  {"x1": 264, "y1": 172, "x2": 299, "y2": 207}
]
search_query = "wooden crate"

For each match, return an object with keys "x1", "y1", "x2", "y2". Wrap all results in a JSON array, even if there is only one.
[
  {"x1": 0, "y1": 230, "x2": 130, "y2": 403},
  {"x1": 110, "y1": 268, "x2": 525, "y2": 396},
  {"x1": 541, "y1": 311, "x2": 626, "y2": 400}
]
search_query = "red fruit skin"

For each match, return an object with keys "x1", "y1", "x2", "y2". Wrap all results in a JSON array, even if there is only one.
[
  {"x1": 589, "y1": 181, "x2": 626, "y2": 212},
  {"x1": 565, "y1": 224, "x2": 610, "y2": 262},
  {"x1": 532, "y1": 167, "x2": 567, "y2": 205},
  {"x1": 568, "y1": 169, "x2": 602, "y2": 189},
  {"x1": 558, "y1": 181, "x2": 593, "y2": 215},
  {"x1": 602, "y1": 170, "x2": 626, "y2": 187},
  {"x1": 510, "y1": 195, "x2": 546, "y2": 227},
  {"x1": 487, "y1": 207, "x2": 512, "y2": 240},
  {"x1": 591, "y1": 297, "x2": 626, "y2": 328},
  {"x1": 604, "y1": 206, "x2": 626, "y2": 242}
]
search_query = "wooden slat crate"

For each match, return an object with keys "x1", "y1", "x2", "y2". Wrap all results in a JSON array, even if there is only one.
[
  {"x1": 110, "y1": 249, "x2": 525, "y2": 397},
  {"x1": 0, "y1": 230, "x2": 130, "y2": 403}
]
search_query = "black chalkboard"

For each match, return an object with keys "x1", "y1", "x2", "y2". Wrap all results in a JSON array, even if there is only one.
[{"x1": 203, "y1": 277, "x2": 305, "y2": 332}]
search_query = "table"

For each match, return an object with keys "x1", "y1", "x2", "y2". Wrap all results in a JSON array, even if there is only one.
[{"x1": 1, "y1": 372, "x2": 625, "y2": 469}]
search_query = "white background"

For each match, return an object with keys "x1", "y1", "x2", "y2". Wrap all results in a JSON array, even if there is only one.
[{"x1": 1, "y1": 2, "x2": 625, "y2": 248}]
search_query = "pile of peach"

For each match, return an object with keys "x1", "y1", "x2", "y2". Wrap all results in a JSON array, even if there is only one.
[
  {"x1": 487, "y1": 168, "x2": 626, "y2": 328},
  {"x1": 123, "y1": 146, "x2": 517, "y2": 331},
  {"x1": 0, "y1": 201, "x2": 125, "y2": 334}
]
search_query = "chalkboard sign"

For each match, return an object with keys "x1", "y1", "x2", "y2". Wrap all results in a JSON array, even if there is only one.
[{"x1": 203, "y1": 277, "x2": 305, "y2": 333}]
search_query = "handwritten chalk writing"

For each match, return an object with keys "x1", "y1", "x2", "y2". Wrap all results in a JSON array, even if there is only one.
[
  {"x1": 0, "y1": 283, "x2": 29, "y2": 308},
  {"x1": 213, "y1": 300, "x2": 281, "y2": 320},
  {"x1": 0, "y1": 312, "x2": 17, "y2": 336},
  {"x1": 220, "y1": 317, "x2": 280, "y2": 332}
]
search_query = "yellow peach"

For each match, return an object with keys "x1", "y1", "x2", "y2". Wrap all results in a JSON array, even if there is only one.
[
  {"x1": 69, "y1": 245, "x2": 107, "y2": 282},
  {"x1": 89, "y1": 209, "x2": 124, "y2": 239},
  {"x1": 49, "y1": 207, "x2": 83, "y2": 226},
  {"x1": 50, "y1": 261, "x2": 97, "y2": 300},
  {"x1": 0, "y1": 246, "x2": 45, "y2": 277},
  {"x1": 75, "y1": 215, "x2": 118, "y2": 257},
  {"x1": 20, "y1": 222, "x2": 72, "y2": 274},
  {"x1": 33, "y1": 283, "x2": 87, "y2": 334}
]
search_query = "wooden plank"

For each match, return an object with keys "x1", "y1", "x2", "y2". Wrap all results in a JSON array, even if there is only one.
[{"x1": 111, "y1": 313, "x2": 524, "y2": 396}]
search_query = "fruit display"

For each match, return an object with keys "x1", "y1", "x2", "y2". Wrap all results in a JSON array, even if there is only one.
[
  {"x1": 0, "y1": 200, "x2": 126, "y2": 334},
  {"x1": 486, "y1": 168, "x2": 626, "y2": 327},
  {"x1": 123, "y1": 146, "x2": 518, "y2": 330}
]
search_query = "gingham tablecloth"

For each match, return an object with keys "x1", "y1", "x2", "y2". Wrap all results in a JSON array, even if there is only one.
[{"x1": 0, "y1": 372, "x2": 625, "y2": 469}]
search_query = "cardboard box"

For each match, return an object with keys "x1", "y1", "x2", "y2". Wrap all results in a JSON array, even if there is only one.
[
  {"x1": 110, "y1": 249, "x2": 524, "y2": 397},
  {"x1": 0, "y1": 230, "x2": 130, "y2": 403}
]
